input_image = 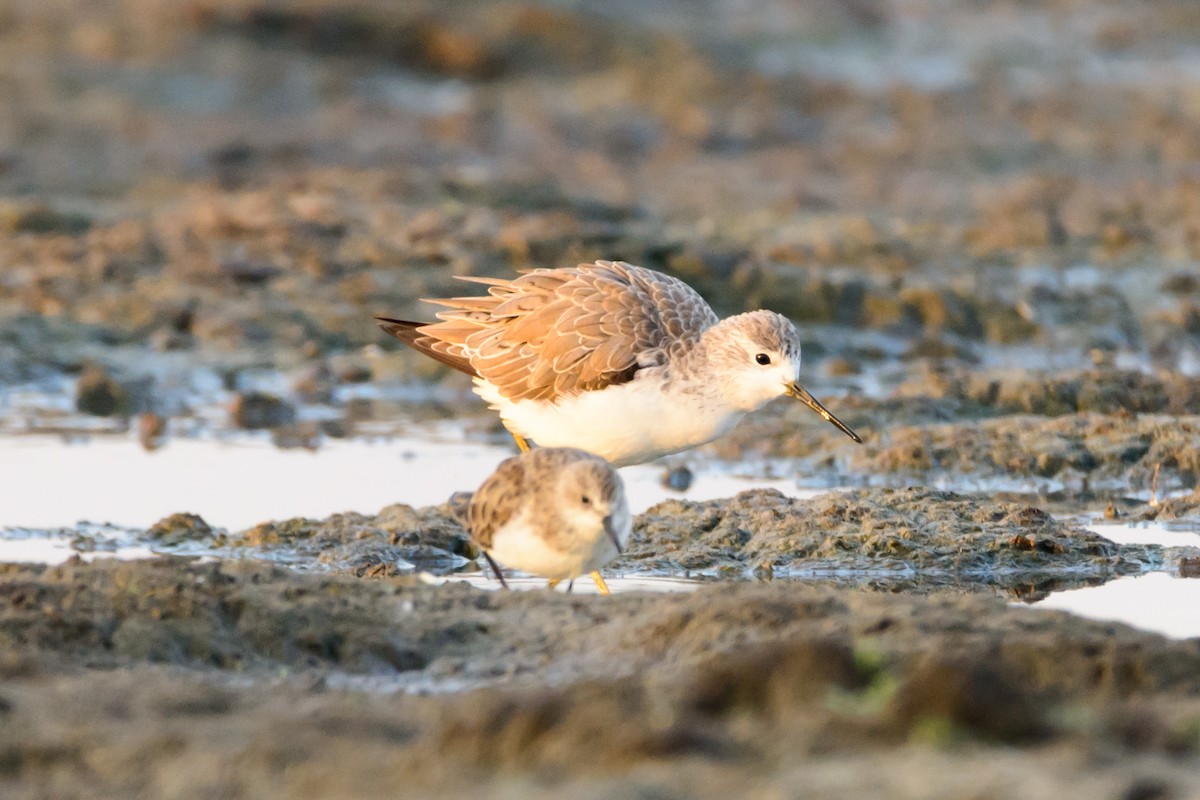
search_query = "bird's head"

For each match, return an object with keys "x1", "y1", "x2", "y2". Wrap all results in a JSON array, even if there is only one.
[
  {"x1": 556, "y1": 451, "x2": 631, "y2": 554},
  {"x1": 709, "y1": 311, "x2": 861, "y2": 443}
]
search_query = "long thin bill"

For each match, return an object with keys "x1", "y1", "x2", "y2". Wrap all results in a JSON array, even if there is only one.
[
  {"x1": 786, "y1": 382, "x2": 863, "y2": 443},
  {"x1": 603, "y1": 516, "x2": 624, "y2": 555}
]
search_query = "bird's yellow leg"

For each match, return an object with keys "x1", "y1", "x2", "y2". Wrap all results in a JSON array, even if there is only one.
[
  {"x1": 512, "y1": 433, "x2": 531, "y2": 452},
  {"x1": 590, "y1": 571, "x2": 611, "y2": 595},
  {"x1": 547, "y1": 579, "x2": 560, "y2": 591}
]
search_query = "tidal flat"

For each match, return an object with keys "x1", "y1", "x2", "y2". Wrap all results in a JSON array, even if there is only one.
[{"x1": 4, "y1": 0, "x2": 1200, "y2": 797}]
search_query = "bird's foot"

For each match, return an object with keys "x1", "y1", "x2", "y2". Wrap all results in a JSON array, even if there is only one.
[
  {"x1": 590, "y1": 570, "x2": 611, "y2": 595},
  {"x1": 482, "y1": 552, "x2": 509, "y2": 590}
]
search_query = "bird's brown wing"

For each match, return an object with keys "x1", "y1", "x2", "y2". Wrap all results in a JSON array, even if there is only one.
[
  {"x1": 467, "y1": 455, "x2": 527, "y2": 550},
  {"x1": 414, "y1": 261, "x2": 719, "y2": 402}
]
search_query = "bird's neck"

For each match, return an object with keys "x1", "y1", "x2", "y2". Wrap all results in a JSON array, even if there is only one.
[{"x1": 668, "y1": 325, "x2": 734, "y2": 400}]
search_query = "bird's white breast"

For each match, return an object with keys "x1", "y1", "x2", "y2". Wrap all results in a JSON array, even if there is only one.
[
  {"x1": 486, "y1": 508, "x2": 620, "y2": 581},
  {"x1": 475, "y1": 376, "x2": 744, "y2": 466},
  {"x1": 486, "y1": 511, "x2": 578, "y2": 581}
]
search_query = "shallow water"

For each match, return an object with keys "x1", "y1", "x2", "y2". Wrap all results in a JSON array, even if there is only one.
[
  {"x1": 439, "y1": 573, "x2": 706, "y2": 595},
  {"x1": 0, "y1": 432, "x2": 806, "y2": 530},
  {"x1": 1086, "y1": 522, "x2": 1200, "y2": 548},
  {"x1": 1030, "y1": 573, "x2": 1200, "y2": 640}
]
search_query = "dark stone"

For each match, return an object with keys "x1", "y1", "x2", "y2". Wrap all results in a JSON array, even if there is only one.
[
  {"x1": 146, "y1": 513, "x2": 216, "y2": 545},
  {"x1": 231, "y1": 392, "x2": 297, "y2": 430},
  {"x1": 661, "y1": 465, "x2": 694, "y2": 492},
  {"x1": 74, "y1": 364, "x2": 129, "y2": 417}
]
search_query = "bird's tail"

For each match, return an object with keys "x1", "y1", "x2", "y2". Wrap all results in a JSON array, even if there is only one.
[{"x1": 374, "y1": 316, "x2": 478, "y2": 377}]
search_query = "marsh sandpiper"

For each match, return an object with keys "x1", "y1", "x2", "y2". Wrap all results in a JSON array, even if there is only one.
[{"x1": 378, "y1": 260, "x2": 861, "y2": 466}]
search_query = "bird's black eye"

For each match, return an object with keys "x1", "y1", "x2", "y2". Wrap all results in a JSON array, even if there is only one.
[
  {"x1": 581, "y1": 495, "x2": 591, "y2": 505},
  {"x1": 755, "y1": 353, "x2": 771, "y2": 365}
]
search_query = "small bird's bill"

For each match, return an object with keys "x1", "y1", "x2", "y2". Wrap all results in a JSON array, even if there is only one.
[
  {"x1": 785, "y1": 382, "x2": 863, "y2": 443},
  {"x1": 603, "y1": 515, "x2": 624, "y2": 555}
]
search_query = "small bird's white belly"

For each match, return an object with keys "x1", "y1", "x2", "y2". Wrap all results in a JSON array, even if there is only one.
[
  {"x1": 476, "y1": 377, "x2": 743, "y2": 466},
  {"x1": 486, "y1": 513, "x2": 617, "y2": 582}
]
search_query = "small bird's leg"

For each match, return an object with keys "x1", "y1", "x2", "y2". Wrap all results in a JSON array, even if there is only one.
[
  {"x1": 589, "y1": 571, "x2": 611, "y2": 595},
  {"x1": 511, "y1": 433, "x2": 531, "y2": 452},
  {"x1": 482, "y1": 552, "x2": 509, "y2": 589},
  {"x1": 566, "y1": 580, "x2": 574, "y2": 594},
  {"x1": 547, "y1": 579, "x2": 560, "y2": 592}
]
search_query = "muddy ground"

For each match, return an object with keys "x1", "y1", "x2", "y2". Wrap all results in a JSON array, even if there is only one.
[
  {"x1": 5, "y1": 489, "x2": 1200, "y2": 798},
  {"x1": 4, "y1": 0, "x2": 1200, "y2": 797},
  {"x1": 4, "y1": 558, "x2": 1200, "y2": 800}
]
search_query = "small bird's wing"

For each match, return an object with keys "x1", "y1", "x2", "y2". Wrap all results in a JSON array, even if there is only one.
[
  {"x1": 374, "y1": 317, "x2": 478, "y2": 377},
  {"x1": 468, "y1": 455, "x2": 526, "y2": 550},
  {"x1": 414, "y1": 261, "x2": 719, "y2": 402}
]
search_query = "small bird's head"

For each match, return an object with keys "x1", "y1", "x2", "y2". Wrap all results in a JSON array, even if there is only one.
[
  {"x1": 556, "y1": 451, "x2": 631, "y2": 555},
  {"x1": 711, "y1": 311, "x2": 862, "y2": 443}
]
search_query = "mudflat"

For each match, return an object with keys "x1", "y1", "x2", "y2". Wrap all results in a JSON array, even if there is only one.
[{"x1": 3, "y1": 1, "x2": 1200, "y2": 797}]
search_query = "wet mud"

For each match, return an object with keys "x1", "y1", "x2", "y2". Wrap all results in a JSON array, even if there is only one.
[
  {"x1": 134, "y1": 487, "x2": 1170, "y2": 592},
  {"x1": 4, "y1": 558, "x2": 1200, "y2": 799},
  {"x1": 713, "y1": 400, "x2": 1200, "y2": 499},
  {"x1": 628, "y1": 487, "x2": 1155, "y2": 579}
]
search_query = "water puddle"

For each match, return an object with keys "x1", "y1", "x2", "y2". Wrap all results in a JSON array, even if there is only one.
[
  {"x1": 0, "y1": 432, "x2": 809, "y2": 531},
  {"x1": 434, "y1": 573, "x2": 705, "y2": 595},
  {"x1": 0, "y1": 525, "x2": 156, "y2": 565},
  {"x1": 1030, "y1": 573, "x2": 1200, "y2": 640},
  {"x1": 1086, "y1": 521, "x2": 1200, "y2": 548}
]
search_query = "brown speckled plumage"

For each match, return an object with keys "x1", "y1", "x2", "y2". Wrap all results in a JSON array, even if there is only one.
[
  {"x1": 467, "y1": 453, "x2": 528, "y2": 551},
  {"x1": 385, "y1": 260, "x2": 719, "y2": 402}
]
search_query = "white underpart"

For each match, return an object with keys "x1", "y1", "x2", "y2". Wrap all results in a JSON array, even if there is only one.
[
  {"x1": 475, "y1": 375, "x2": 746, "y2": 467},
  {"x1": 486, "y1": 506, "x2": 621, "y2": 581}
]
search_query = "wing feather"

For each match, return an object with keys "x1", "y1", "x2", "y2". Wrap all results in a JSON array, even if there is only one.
[
  {"x1": 468, "y1": 455, "x2": 526, "y2": 550},
  {"x1": 380, "y1": 261, "x2": 718, "y2": 402},
  {"x1": 374, "y1": 317, "x2": 478, "y2": 376},
  {"x1": 455, "y1": 275, "x2": 512, "y2": 288}
]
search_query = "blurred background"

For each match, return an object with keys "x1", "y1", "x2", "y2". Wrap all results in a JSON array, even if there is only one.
[{"x1": 3, "y1": 0, "x2": 1200, "y2": 524}]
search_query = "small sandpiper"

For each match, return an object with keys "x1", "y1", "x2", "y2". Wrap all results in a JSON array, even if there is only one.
[
  {"x1": 377, "y1": 259, "x2": 861, "y2": 466},
  {"x1": 468, "y1": 447, "x2": 631, "y2": 593}
]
